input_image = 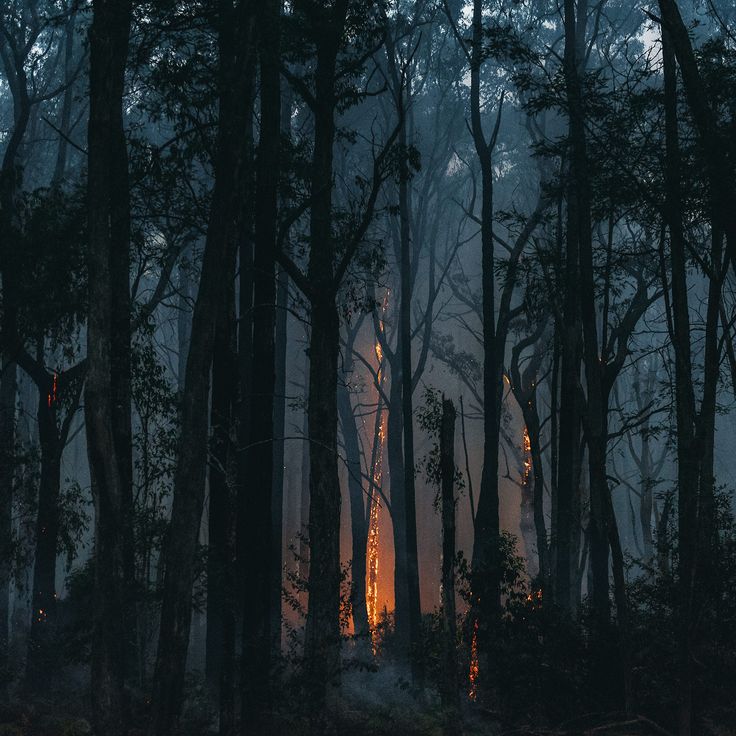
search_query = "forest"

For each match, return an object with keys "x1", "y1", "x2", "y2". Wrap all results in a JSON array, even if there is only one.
[{"x1": 1, "y1": 0, "x2": 735, "y2": 734}]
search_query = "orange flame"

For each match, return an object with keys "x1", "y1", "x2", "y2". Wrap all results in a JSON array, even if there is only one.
[
  {"x1": 366, "y1": 290, "x2": 389, "y2": 650},
  {"x1": 47, "y1": 371, "x2": 58, "y2": 408},
  {"x1": 522, "y1": 427, "x2": 531, "y2": 485},
  {"x1": 468, "y1": 617, "x2": 479, "y2": 701}
]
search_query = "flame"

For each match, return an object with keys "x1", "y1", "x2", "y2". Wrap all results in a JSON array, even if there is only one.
[
  {"x1": 526, "y1": 589, "x2": 543, "y2": 607},
  {"x1": 366, "y1": 290, "x2": 389, "y2": 650},
  {"x1": 522, "y1": 427, "x2": 531, "y2": 485},
  {"x1": 468, "y1": 617, "x2": 479, "y2": 701},
  {"x1": 47, "y1": 371, "x2": 58, "y2": 408}
]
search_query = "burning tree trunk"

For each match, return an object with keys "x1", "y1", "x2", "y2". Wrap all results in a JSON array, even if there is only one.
[{"x1": 337, "y1": 320, "x2": 370, "y2": 650}]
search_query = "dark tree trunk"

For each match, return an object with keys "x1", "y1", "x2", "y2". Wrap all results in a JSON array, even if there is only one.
[
  {"x1": 241, "y1": 0, "x2": 280, "y2": 725},
  {"x1": 469, "y1": 0, "x2": 502, "y2": 687},
  {"x1": 337, "y1": 332, "x2": 370, "y2": 649},
  {"x1": 298, "y1": 6, "x2": 349, "y2": 709},
  {"x1": 661, "y1": 27, "x2": 699, "y2": 736},
  {"x1": 26, "y1": 395, "x2": 61, "y2": 686},
  {"x1": 398, "y1": 117, "x2": 422, "y2": 684},
  {"x1": 0, "y1": 359, "x2": 16, "y2": 695},
  {"x1": 439, "y1": 398, "x2": 460, "y2": 725},
  {"x1": 387, "y1": 373, "x2": 409, "y2": 647},
  {"x1": 86, "y1": 2, "x2": 135, "y2": 732},
  {"x1": 206, "y1": 288, "x2": 236, "y2": 689},
  {"x1": 271, "y1": 266, "x2": 288, "y2": 651},
  {"x1": 150, "y1": 3, "x2": 257, "y2": 733},
  {"x1": 563, "y1": 0, "x2": 610, "y2": 643}
]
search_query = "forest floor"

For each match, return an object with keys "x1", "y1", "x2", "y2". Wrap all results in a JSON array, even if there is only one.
[{"x1": 0, "y1": 698, "x2": 711, "y2": 736}]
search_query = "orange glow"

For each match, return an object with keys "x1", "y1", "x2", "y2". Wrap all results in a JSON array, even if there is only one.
[
  {"x1": 526, "y1": 589, "x2": 543, "y2": 607},
  {"x1": 522, "y1": 427, "x2": 531, "y2": 485},
  {"x1": 468, "y1": 617, "x2": 479, "y2": 701},
  {"x1": 47, "y1": 371, "x2": 58, "y2": 408},
  {"x1": 366, "y1": 290, "x2": 389, "y2": 650}
]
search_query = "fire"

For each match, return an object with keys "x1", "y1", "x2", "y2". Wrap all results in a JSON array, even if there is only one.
[
  {"x1": 468, "y1": 617, "x2": 479, "y2": 701},
  {"x1": 522, "y1": 427, "x2": 531, "y2": 485},
  {"x1": 526, "y1": 589, "x2": 543, "y2": 607},
  {"x1": 47, "y1": 371, "x2": 58, "y2": 407},
  {"x1": 366, "y1": 290, "x2": 389, "y2": 649},
  {"x1": 366, "y1": 414, "x2": 384, "y2": 634}
]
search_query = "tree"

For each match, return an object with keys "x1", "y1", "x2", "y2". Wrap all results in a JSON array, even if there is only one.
[
  {"x1": 85, "y1": 1, "x2": 136, "y2": 732},
  {"x1": 150, "y1": 2, "x2": 258, "y2": 732}
]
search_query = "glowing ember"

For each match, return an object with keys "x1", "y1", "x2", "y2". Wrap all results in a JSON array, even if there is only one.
[
  {"x1": 526, "y1": 589, "x2": 543, "y2": 606},
  {"x1": 522, "y1": 427, "x2": 531, "y2": 485},
  {"x1": 47, "y1": 371, "x2": 58, "y2": 408},
  {"x1": 366, "y1": 290, "x2": 389, "y2": 650},
  {"x1": 468, "y1": 617, "x2": 479, "y2": 701}
]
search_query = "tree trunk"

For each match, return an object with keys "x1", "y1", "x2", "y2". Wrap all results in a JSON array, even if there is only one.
[
  {"x1": 241, "y1": 0, "x2": 280, "y2": 724},
  {"x1": 661, "y1": 27, "x2": 699, "y2": 736},
  {"x1": 26, "y1": 394, "x2": 61, "y2": 687},
  {"x1": 469, "y1": 0, "x2": 502, "y2": 688},
  {"x1": 86, "y1": 2, "x2": 135, "y2": 731},
  {"x1": 0, "y1": 358, "x2": 16, "y2": 696},
  {"x1": 205, "y1": 288, "x2": 236, "y2": 689},
  {"x1": 337, "y1": 342, "x2": 370, "y2": 649},
  {"x1": 439, "y1": 398, "x2": 460, "y2": 725},
  {"x1": 150, "y1": 3, "x2": 257, "y2": 732}
]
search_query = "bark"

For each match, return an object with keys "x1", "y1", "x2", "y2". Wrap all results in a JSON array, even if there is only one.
[
  {"x1": 661, "y1": 27, "x2": 699, "y2": 736},
  {"x1": 396, "y1": 84, "x2": 422, "y2": 684},
  {"x1": 25, "y1": 390, "x2": 61, "y2": 685},
  {"x1": 86, "y1": 2, "x2": 135, "y2": 731},
  {"x1": 439, "y1": 399, "x2": 460, "y2": 723},
  {"x1": 563, "y1": 0, "x2": 609, "y2": 636},
  {"x1": 337, "y1": 326, "x2": 370, "y2": 648},
  {"x1": 466, "y1": 0, "x2": 504, "y2": 692},
  {"x1": 205, "y1": 287, "x2": 236, "y2": 689},
  {"x1": 271, "y1": 266, "x2": 288, "y2": 647},
  {"x1": 150, "y1": 3, "x2": 257, "y2": 732},
  {"x1": 0, "y1": 359, "x2": 16, "y2": 695},
  {"x1": 241, "y1": 0, "x2": 280, "y2": 724}
]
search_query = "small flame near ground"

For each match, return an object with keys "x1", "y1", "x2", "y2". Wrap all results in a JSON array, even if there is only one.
[{"x1": 468, "y1": 617, "x2": 479, "y2": 701}]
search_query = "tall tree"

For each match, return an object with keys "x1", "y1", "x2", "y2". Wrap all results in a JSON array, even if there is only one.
[
  {"x1": 85, "y1": 1, "x2": 135, "y2": 732},
  {"x1": 241, "y1": 0, "x2": 280, "y2": 726},
  {"x1": 150, "y1": 2, "x2": 258, "y2": 732}
]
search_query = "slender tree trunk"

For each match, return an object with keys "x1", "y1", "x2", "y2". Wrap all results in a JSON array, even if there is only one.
[
  {"x1": 26, "y1": 394, "x2": 61, "y2": 686},
  {"x1": 397, "y1": 100, "x2": 422, "y2": 684},
  {"x1": 387, "y1": 372, "x2": 409, "y2": 647},
  {"x1": 661, "y1": 28, "x2": 699, "y2": 736},
  {"x1": 439, "y1": 398, "x2": 460, "y2": 726},
  {"x1": 151, "y1": 3, "x2": 257, "y2": 732},
  {"x1": 206, "y1": 288, "x2": 236, "y2": 689},
  {"x1": 337, "y1": 340, "x2": 370, "y2": 647},
  {"x1": 271, "y1": 266, "x2": 288, "y2": 651},
  {"x1": 86, "y1": 2, "x2": 135, "y2": 731},
  {"x1": 0, "y1": 358, "x2": 16, "y2": 696},
  {"x1": 469, "y1": 0, "x2": 502, "y2": 686},
  {"x1": 563, "y1": 0, "x2": 610, "y2": 644}
]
